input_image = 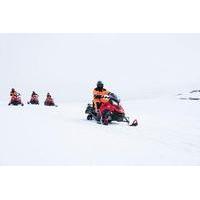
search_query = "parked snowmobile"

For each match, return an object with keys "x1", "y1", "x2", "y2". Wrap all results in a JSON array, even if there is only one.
[
  {"x1": 8, "y1": 94, "x2": 24, "y2": 106},
  {"x1": 85, "y1": 93, "x2": 138, "y2": 126},
  {"x1": 28, "y1": 92, "x2": 39, "y2": 105}
]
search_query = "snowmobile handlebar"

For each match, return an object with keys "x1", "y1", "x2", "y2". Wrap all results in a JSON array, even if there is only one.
[
  {"x1": 102, "y1": 94, "x2": 120, "y2": 104},
  {"x1": 15, "y1": 93, "x2": 21, "y2": 96},
  {"x1": 94, "y1": 93, "x2": 120, "y2": 102}
]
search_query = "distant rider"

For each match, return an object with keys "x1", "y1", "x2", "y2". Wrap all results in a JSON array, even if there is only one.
[
  {"x1": 31, "y1": 91, "x2": 38, "y2": 98},
  {"x1": 10, "y1": 88, "x2": 20, "y2": 97},
  {"x1": 28, "y1": 91, "x2": 39, "y2": 104},
  {"x1": 9, "y1": 88, "x2": 23, "y2": 106},
  {"x1": 44, "y1": 92, "x2": 55, "y2": 106}
]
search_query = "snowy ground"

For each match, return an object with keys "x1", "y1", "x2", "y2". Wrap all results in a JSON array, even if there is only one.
[{"x1": 1, "y1": 95, "x2": 200, "y2": 165}]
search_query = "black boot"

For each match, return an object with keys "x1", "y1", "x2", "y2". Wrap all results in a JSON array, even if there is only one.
[{"x1": 96, "y1": 111, "x2": 101, "y2": 124}]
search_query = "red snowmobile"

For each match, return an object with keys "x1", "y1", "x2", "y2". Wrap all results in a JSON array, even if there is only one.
[
  {"x1": 28, "y1": 95, "x2": 39, "y2": 105},
  {"x1": 44, "y1": 94, "x2": 57, "y2": 107},
  {"x1": 8, "y1": 94, "x2": 24, "y2": 106},
  {"x1": 44, "y1": 98, "x2": 55, "y2": 106},
  {"x1": 85, "y1": 93, "x2": 138, "y2": 126},
  {"x1": 28, "y1": 92, "x2": 39, "y2": 105}
]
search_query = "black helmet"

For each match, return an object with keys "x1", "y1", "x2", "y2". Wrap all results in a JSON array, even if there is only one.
[{"x1": 97, "y1": 81, "x2": 104, "y2": 89}]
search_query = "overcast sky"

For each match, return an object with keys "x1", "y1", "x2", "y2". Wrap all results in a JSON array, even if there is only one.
[{"x1": 0, "y1": 34, "x2": 200, "y2": 102}]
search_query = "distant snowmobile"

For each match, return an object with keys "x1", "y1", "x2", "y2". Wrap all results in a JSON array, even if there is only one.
[
  {"x1": 85, "y1": 93, "x2": 138, "y2": 126},
  {"x1": 44, "y1": 93, "x2": 57, "y2": 107},
  {"x1": 8, "y1": 94, "x2": 24, "y2": 106},
  {"x1": 28, "y1": 91, "x2": 39, "y2": 105}
]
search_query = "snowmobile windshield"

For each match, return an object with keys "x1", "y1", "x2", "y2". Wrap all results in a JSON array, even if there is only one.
[{"x1": 109, "y1": 94, "x2": 120, "y2": 104}]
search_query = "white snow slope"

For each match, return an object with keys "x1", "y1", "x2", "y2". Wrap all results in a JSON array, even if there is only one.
[{"x1": 0, "y1": 96, "x2": 200, "y2": 165}]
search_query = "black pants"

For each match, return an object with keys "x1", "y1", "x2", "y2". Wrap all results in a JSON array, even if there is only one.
[{"x1": 93, "y1": 102, "x2": 102, "y2": 110}]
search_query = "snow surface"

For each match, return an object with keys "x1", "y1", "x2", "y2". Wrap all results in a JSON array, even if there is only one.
[
  {"x1": 0, "y1": 95, "x2": 200, "y2": 165},
  {"x1": 0, "y1": 34, "x2": 200, "y2": 165}
]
